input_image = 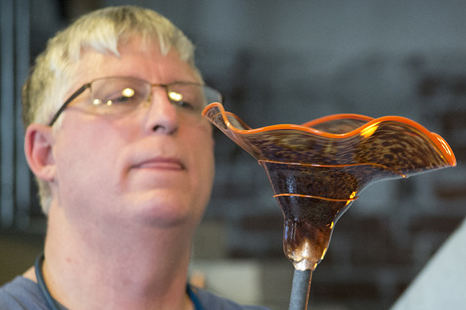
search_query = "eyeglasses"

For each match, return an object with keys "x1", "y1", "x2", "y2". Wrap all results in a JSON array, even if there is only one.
[{"x1": 48, "y1": 76, "x2": 223, "y2": 126}]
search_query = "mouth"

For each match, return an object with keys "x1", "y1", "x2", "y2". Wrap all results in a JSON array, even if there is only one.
[{"x1": 133, "y1": 157, "x2": 186, "y2": 171}]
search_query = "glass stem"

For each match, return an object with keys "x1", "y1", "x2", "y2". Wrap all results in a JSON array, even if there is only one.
[{"x1": 289, "y1": 269, "x2": 312, "y2": 310}]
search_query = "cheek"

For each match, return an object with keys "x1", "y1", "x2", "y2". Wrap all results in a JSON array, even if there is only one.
[
  {"x1": 53, "y1": 122, "x2": 124, "y2": 186},
  {"x1": 188, "y1": 126, "x2": 215, "y2": 181},
  {"x1": 195, "y1": 125, "x2": 215, "y2": 158},
  {"x1": 201, "y1": 141, "x2": 215, "y2": 183}
]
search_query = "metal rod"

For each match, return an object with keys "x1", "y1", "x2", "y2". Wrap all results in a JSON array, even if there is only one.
[{"x1": 289, "y1": 269, "x2": 312, "y2": 310}]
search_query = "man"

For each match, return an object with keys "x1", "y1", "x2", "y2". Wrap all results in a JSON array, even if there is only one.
[{"x1": 0, "y1": 6, "x2": 269, "y2": 310}]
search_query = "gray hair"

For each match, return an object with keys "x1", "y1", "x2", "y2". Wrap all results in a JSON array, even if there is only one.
[{"x1": 22, "y1": 5, "x2": 199, "y2": 214}]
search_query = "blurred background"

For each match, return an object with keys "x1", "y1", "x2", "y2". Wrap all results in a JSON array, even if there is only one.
[{"x1": 1, "y1": 0, "x2": 465, "y2": 309}]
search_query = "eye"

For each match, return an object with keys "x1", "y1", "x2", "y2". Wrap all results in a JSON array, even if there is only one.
[
  {"x1": 168, "y1": 90, "x2": 196, "y2": 110},
  {"x1": 168, "y1": 91, "x2": 183, "y2": 102},
  {"x1": 110, "y1": 88, "x2": 137, "y2": 105},
  {"x1": 94, "y1": 87, "x2": 139, "y2": 106},
  {"x1": 121, "y1": 87, "x2": 135, "y2": 98}
]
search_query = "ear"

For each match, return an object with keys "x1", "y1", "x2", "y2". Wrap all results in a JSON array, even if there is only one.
[{"x1": 24, "y1": 124, "x2": 56, "y2": 181}]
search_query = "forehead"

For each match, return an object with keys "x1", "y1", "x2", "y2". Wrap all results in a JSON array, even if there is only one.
[{"x1": 72, "y1": 37, "x2": 200, "y2": 88}]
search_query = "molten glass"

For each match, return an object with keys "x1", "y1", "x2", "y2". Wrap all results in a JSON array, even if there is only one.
[{"x1": 203, "y1": 102, "x2": 456, "y2": 272}]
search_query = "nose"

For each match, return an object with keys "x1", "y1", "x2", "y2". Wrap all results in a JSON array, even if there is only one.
[{"x1": 143, "y1": 87, "x2": 179, "y2": 134}]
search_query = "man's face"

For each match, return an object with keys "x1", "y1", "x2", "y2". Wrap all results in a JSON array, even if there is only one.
[{"x1": 49, "y1": 38, "x2": 215, "y2": 229}]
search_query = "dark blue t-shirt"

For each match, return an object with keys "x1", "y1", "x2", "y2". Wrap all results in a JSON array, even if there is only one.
[{"x1": 0, "y1": 276, "x2": 270, "y2": 310}]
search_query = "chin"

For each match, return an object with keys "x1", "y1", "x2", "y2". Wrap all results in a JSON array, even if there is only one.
[{"x1": 130, "y1": 192, "x2": 205, "y2": 228}]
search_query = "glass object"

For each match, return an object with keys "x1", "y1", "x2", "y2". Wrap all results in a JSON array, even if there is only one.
[{"x1": 203, "y1": 102, "x2": 456, "y2": 309}]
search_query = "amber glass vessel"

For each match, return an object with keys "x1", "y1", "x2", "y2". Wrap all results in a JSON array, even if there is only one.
[{"x1": 203, "y1": 102, "x2": 456, "y2": 309}]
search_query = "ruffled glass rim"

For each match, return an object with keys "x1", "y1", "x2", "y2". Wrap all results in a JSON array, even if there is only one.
[{"x1": 202, "y1": 102, "x2": 456, "y2": 167}]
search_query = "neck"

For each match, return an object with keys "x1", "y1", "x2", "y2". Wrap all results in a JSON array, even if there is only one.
[{"x1": 41, "y1": 205, "x2": 196, "y2": 310}]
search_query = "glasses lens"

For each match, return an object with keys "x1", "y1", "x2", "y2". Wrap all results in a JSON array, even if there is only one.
[
  {"x1": 90, "y1": 77, "x2": 150, "y2": 114},
  {"x1": 167, "y1": 84, "x2": 222, "y2": 116},
  {"x1": 166, "y1": 84, "x2": 204, "y2": 113}
]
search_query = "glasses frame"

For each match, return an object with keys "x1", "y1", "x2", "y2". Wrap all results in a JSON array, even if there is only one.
[{"x1": 48, "y1": 76, "x2": 223, "y2": 126}]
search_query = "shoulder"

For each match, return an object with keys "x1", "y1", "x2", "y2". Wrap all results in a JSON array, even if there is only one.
[
  {"x1": 192, "y1": 286, "x2": 271, "y2": 310},
  {"x1": 0, "y1": 276, "x2": 48, "y2": 310}
]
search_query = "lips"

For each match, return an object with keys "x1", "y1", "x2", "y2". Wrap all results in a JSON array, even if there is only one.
[{"x1": 133, "y1": 157, "x2": 185, "y2": 171}]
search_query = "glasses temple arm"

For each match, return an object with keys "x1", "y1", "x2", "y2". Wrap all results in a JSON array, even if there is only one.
[{"x1": 48, "y1": 84, "x2": 90, "y2": 126}]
